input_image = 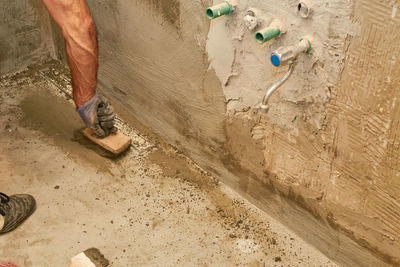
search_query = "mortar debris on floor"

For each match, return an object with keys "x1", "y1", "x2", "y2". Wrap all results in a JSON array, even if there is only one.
[{"x1": 0, "y1": 60, "x2": 336, "y2": 266}]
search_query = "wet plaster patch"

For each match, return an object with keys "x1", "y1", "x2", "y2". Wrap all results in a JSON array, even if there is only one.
[
  {"x1": 19, "y1": 87, "x2": 115, "y2": 172},
  {"x1": 37, "y1": 61, "x2": 154, "y2": 153}
]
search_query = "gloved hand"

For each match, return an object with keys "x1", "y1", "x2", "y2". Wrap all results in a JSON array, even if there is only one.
[{"x1": 76, "y1": 92, "x2": 117, "y2": 138}]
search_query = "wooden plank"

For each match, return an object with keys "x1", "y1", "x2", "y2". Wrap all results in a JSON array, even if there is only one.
[
  {"x1": 70, "y1": 248, "x2": 109, "y2": 267},
  {"x1": 83, "y1": 128, "x2": 131, "y2": 155}
]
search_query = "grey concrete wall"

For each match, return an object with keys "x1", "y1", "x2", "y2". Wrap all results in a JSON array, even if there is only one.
[
  {"x1": 48, "y1": 0, "x2": 400, "y2": 265},
  {"x1": 0, "y1": 0, "x2": 53, "y2": 74}
]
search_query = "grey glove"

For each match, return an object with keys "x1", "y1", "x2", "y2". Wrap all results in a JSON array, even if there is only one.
[
  {"x1": 76, "y1": 92, "x2": 117, "y2": 138},
  {"x1": 97, "y1": 96, "x2": 117, "y2": 135}
]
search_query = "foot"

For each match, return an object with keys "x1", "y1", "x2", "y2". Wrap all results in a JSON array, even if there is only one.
[{"x1": 0, "y1": 193, "x2": 36, "y2": 234}]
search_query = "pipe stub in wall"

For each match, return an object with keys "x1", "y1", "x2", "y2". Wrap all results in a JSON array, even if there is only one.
[
  {"x1": 297, "y1": 1, "x2": 312, "y2": 18},
  {"x1": 255, "y1": 28, "x2": 281, "y2": 44},
  {"x1": 299, "y1": 38, "x2": 312, "y2": 53},
  {"x1": 206, "y1": 1, "x2": 234, "y2": 20}
]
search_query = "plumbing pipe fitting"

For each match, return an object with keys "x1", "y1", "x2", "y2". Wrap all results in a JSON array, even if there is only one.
[
  {"x1": 260, "y1": 63, "x2": 296, "y2": 113},
  {"x1": 270, "y1": 38, "x2": 312, "y2": 67},
  {"x1": 255, "y1": 20, "x2": 285, "y2": 44},
  {"x1": 255, "y1": 28, "x2": 281, "y2": 44},
  {"x1": 297, "y1": 0, "x2": 312, "y2": 18},
  {"x1": 244, "y1": 10, "x2": 258, "y2": 30},
  {"x1": 206, "y1": 1, "x2": 234, "y2": 20},
  {"x1": 260, "y1": 38, "x2": 312, "y2": 112}
]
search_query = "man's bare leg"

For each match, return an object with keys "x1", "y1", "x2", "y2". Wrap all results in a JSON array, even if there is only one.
[
  {"x1": 41, "y1": 0, "x2": 97, "y2": 108},
  {"x1": 41, "y1": 0, "x2": 116, "y2": 137}
]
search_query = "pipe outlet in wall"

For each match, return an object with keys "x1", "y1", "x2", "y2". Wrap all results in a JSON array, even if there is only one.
[
  {"x1": 255, "y1": 20, "x2": 285, "y2": 44},
  {"x1": 244, "y1": 10, "x2": 258, "y2": 30},
  {"x1": 206, "y1": 1, "x2": 235, "y2": 20},
  {"x1": 297, "y1": 0, "x2": 313, "y2": 18},
  {"x1": 259, "y1": 37, "x2": 313, "y2": 113},
  {"x1": 270, "y1": 38, "x2": 312, "y2": 67}
]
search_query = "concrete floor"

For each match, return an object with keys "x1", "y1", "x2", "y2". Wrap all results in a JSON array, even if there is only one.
[{"x1": 0, "y1": 60, "x2": 336, "y2": 266}]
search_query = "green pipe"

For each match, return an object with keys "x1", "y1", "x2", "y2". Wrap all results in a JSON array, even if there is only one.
[
  {"x1": 206, "y1": 1, "x2": 234, "y2": 20},
  {"x1": 299, "y1": 38, "x2": 312, "y2": 53},
  {"x1": 255, "y1": 28, "x2": 281, "y2": 44}
]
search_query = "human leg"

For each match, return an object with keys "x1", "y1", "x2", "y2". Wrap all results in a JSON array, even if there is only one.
[
  {"x1": 41, "y1": 0, "x2": 116, "y2": 137},
  {"x1": 41, "y1": 0, "x2": 98, "y2": 108}
]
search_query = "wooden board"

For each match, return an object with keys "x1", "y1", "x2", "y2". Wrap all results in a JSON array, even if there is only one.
[
  {"x1": 83, "y1": 128, "x2": 131, "y2": 155},
  {"x1": 70, "y1": 248, "x2": 109, "y2": 267}
]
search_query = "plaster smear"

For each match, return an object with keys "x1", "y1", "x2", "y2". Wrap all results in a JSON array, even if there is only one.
[
  {"x1": 83, "y1": 0, "x2": 227, "y2": 155},
  {"x1": 207, "y1": 0, "x2": 358, "y2": 129},
  {"x1": 206, "y1": 19, "x2": 235, "y2": 92}
]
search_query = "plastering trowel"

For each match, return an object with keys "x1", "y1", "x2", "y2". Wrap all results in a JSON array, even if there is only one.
[{"x1": 83, "y1": 128, "x2": 131, "y2": 155}]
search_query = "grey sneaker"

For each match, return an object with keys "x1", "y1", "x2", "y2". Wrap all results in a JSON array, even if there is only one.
[{"x1": 0, "y1": 193, "x2": 36, "y2": 234}]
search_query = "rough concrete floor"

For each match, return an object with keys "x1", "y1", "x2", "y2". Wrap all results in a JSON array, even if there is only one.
[{"x1": 0, "y1": 61, "x2": 336, "y2": 266}]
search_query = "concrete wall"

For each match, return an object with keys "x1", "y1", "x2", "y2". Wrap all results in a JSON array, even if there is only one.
[
  {"x1": 49, "y1": 0, "x2": 399, "y2": 265},
  {"x1": 0, "y1": 0, "x2": 53, "y2": 74}
]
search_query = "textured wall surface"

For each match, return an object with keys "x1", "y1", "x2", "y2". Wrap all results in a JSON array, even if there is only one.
[
  {"x1": 48, "y1": 0, "x2": 400, "y2": 265},
  {"x1": 0, "y1": 0, "x2": 53, "y2": 74}
]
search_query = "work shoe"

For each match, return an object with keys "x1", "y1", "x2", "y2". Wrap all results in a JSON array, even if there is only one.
[{"x1": 0, "y1": 193, "x2": 36, "y2": 234}]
